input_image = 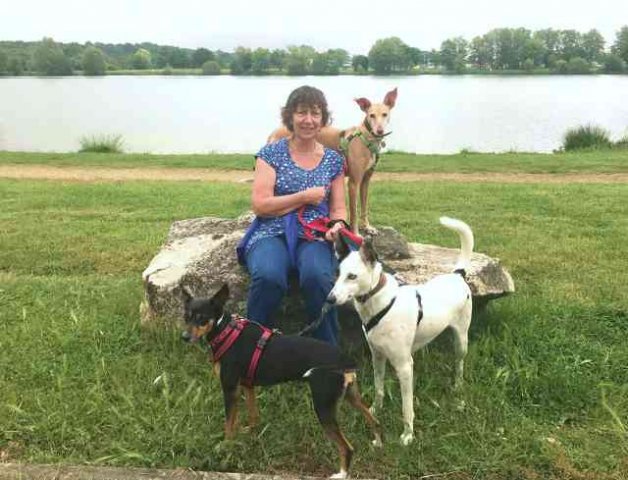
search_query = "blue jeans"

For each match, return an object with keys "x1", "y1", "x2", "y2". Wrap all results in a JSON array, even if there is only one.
[{"x1": 246, "y1": 236, "x2": 339, "y2": 345}]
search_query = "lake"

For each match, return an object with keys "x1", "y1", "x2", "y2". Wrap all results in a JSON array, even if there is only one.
[{"x1": 1, "y1": 75, "x2": 627, "y2": 154}]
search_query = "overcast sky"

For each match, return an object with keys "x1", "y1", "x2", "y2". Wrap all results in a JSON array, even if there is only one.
[{"x1": 4, "y1": 0, "x2": 627, "y2": 54}]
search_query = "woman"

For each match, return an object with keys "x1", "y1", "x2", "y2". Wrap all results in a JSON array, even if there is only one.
[{"x1": 238, "y1": 85, "x2": 347, "y2": 345}]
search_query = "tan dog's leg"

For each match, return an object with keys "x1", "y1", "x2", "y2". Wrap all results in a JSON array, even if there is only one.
[
  {"x1": 223, "y1": 385, "x2": 241, "y2": 439},
  {"x1": 243, "y1": 385, "x2": 260, "y2": 429},
  {"x1": 347, "y1": 175, "x2": 362, "y2": 234},
  {"x1": 344, "y1": 378, "x2": 384, "y2": 447},
  {"x1": 359, "y1": 169, "x2": 376, "y2": 234}
]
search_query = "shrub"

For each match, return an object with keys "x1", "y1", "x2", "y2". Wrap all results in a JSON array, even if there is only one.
[
  {"x1": 201, "y1": 60, "x2": 221, "y2": 75},
  {"x1": 562, "y1": 125, "x2": 612, "y2": 151},
  {"x1": 566, "y1": 57, "x2": 590, "y2": 74},
  {"x1": 79, "y1": 134, "x2": 124, "y2": 153},
  {"x1": 603, "y1": 53, "x2": 626, "y2": 73},
  {"x1": 614, "y1": 134, "x2": 628, "y2": 149}
]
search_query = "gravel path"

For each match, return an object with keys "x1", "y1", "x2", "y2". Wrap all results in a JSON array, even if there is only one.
[{"x1": 2, "y1": 164, "x2": 628, "y2": 183}]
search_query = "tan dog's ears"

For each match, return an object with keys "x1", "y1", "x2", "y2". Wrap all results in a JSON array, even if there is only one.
[
  {"x1": 383, "y1": 88, "x2": 398, "y2": 108},
  {"x1": 355, "y1": 97, "x2": 371, "y2": 113},
  {"x1": 360, "y1": 235, "x2": 378, "y2": 265}
]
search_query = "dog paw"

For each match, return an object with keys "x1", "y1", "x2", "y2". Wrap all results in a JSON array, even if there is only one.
[
  {"x1": 361, "y1": 225, "x2": 379, "y2": 235},
  {"x1": 329, "y1": 470, "x2": 348, "y2": 479},
  {"x1": 400, "y1": 432, "x2": 414, "y2": 446}
]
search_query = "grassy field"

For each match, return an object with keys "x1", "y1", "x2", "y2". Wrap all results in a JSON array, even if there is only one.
[
  {"x1": 1, "y1": 170, "x2": 627, "y2": 479},
  {"x1": 2, "y1": 149, "x2": 628, "y2": 174}
]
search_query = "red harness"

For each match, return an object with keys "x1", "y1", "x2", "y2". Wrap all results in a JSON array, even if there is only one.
[{"x1": 209, "y1": 314, "x2": 274, "y2": 387}]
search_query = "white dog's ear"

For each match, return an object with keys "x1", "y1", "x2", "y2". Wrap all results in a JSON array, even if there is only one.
[
  {"x1": 334, "y1": 236, "x2": 351, "y2": 261},
  {"x1": 360, "y1": 235, "x2": 378, "y2": 265},
  {"x1": 383, "y1": 88, "x2": 397, "y2": 108}
]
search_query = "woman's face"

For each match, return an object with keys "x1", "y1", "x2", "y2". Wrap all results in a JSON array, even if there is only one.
[{"x1": 291, "y1": 103, "x2": 323, "y2": 140}]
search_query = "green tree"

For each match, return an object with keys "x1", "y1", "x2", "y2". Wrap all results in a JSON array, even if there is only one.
[
  {"x1": 440, "y1": 37, "x2": 468, "y2": 72},
  {"x1": 581, "y1": 29, "x2": 605, "y2": 63},
  {"x1": 533, "y1": 29, "x2": 561, "y2": 67},
  {"x1": 612, "y1": 26, "x2": 628, "y2": 63},
  {"x1": 201, "y1": 60, "x2": 221, "y2": 75},
  {"x1": 230, "y1": 47, "x2": 253, "y2": 74},
  {"x1": 602, "y1": 53, "x2": 626, "y2": 73},
  {"x1": 251, "y1": 48, "x2": 271, "y2": 74},
  {"x1": 131, "y1": 48, "x2": 152, "y2": 69},
  {"x1": 325, "y1": 48, "x2": 349, "y2": 72},
  {"x1": 82, "y1": 46, "x2": 106, "y2": 75},
  {"x1": 559, "y1": 30, "x2": 584, "y2": 61},
  {"x1": 269, "y1": 49, "x2": 287, "y2": 70},
  {"x1": 32, "y1": 37, "x2": 73, "y2": 75},
  {"x1": 469, "y1": 36, "x2": 492, "y2": 69},
  {"x1": 351, "y1": 54, "x2": 368, "y2": 73},
  {"x1": 0, "y1": 50, "x2": 7, "y2": 73},
  {"x1": 191, "y1": 48, "x2": 214, "y2": 67},
  {"x1": 284, "y1": 45, "x2": 315, "y2": 75},
  {"x1": 7, "y1": 56, "x2": 25, "y2": 75},
  {"x1": 368, "y1": 37, "x2": 412, "y2": 74}
]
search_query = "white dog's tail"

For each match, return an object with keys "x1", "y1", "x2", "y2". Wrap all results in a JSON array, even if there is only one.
[{"x1": 439, "y1": 217, "x2": 474, "y2": 274}]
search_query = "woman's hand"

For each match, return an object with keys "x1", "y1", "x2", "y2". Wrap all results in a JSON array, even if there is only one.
[
  {"x1": 301, "y1": 186, "x2": 326, "y2": 206},
  {"x1": 325, "y1": 221, "x2": 345, "y2": 242}
]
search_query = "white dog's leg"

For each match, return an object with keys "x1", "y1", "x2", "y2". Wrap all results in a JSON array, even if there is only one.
[
  {"x1": 391, "y1": 357, "x2": 414, "y2": 445},
  {"x1": 370, "y1": 349, "x2": 387, "y2": 413},
  {"x1": 451, "y1": 320, "x2": 470, "y2": 390}
]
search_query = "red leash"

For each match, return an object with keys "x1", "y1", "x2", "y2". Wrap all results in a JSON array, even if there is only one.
[{"x1": 297, "y1": 206, "x2": 363, "y2": 247}]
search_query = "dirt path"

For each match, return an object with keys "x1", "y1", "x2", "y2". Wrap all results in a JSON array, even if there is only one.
[{"x1": 2, "y1": 164, "x2": 628, "y2": 183}]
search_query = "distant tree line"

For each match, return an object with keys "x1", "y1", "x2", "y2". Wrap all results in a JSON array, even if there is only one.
[{"x1": 1, "y1": 26, "x2": 627, "y2": 76}]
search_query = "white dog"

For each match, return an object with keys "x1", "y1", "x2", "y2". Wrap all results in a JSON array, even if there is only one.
[{"x1": 327, "y1": 217, "x2": 474, "y2": 445}]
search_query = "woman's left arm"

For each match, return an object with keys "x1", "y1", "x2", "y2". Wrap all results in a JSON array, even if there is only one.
[{"x1": 325, "y1": 172, "x2": 347, "y2": 241}]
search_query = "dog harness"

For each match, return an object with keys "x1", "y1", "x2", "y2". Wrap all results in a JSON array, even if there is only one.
[
  {"x1": 339, "y1": 120, "x2": 392, "y2": 170},
  {"x1": 362, "y1": 286, "x2": 424, "y2": 334},
  {"x1": 209, "y1": 314, "x2": 275, "y2": 387}
]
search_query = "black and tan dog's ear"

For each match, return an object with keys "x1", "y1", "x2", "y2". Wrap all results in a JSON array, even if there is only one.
[
  {"x1": 181, "y1": 285, "x2": 194, "y2": 304},
  {"x1": 212, "y1": 283, "x2": 230, "y2": 307},
  {"x1": 354, "y1": 97, "x2": 371, "y2": 113},
  {"x1": 383, "y1": 87, "x2": 398, "y2": 108},
  {"x1": 334, "y1": 235, "x2": 351, "y2": 262},
  {"x1": 360, "y1": 235, "x2": 378, "y2": 265}
]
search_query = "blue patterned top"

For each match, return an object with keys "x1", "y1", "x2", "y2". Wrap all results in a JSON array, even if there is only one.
[{"x1": 246, "y1": 137, "x2": 345, "y2": 253}]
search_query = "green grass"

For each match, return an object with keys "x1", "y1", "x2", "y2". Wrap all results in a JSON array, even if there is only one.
[
  {"x1": 1, "y1": 179, "x2": 627, "y2": 479},
  {"x1": 2, "y1": 149, "x2": 628, "y2": 174}
]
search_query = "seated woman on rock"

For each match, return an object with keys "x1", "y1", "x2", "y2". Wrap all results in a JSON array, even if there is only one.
[{"x1": 237, "y1": 85, "x2": 348, "y2": 345}]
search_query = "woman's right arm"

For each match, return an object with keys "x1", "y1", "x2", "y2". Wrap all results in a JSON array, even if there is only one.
[{"x1": 251, "y1": 158, "x2": 325, "y2": 217}]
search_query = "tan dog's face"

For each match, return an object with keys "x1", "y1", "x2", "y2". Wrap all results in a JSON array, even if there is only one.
[{"x1": 355, "y1": 88, "x2": 397, "y2": 136}]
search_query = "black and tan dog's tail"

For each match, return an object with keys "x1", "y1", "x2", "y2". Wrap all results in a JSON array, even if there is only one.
[{"x1": 439, "y1": 217, "x2": 474, "y2": 276}]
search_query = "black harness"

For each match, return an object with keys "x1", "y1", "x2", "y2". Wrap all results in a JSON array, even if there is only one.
[{"x1": 363, "y1": 289, "x2": 424, "y2": 334}]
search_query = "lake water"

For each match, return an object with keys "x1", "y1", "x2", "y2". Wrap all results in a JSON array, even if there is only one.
[{"x1": 1, "y1": 75, "x2": 628, "y2": 154}]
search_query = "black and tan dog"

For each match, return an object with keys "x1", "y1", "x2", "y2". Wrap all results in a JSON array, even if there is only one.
[{"x1": 181, "y1": 284, "x2": 383, "y2": 479}]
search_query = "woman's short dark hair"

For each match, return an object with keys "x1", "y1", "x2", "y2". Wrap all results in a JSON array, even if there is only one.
[{"x1": 281, "y1": 85, "x2": 331, "y2": 131}]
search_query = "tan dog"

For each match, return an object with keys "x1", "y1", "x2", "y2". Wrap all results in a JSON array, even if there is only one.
[{"x1": 267, "y1": 88, "x2": 398, "y2": 234}]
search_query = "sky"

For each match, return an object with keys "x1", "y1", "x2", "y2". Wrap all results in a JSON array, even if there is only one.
[{"x1": 4, "y1": 0, "x2": 627, "y2": 54}]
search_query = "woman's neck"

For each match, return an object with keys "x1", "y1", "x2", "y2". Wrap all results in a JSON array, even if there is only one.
[{"x1": 289, "y1": 136, "x2": 317, "y2": 153}]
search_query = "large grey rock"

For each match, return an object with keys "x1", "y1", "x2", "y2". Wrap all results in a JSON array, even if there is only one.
[{"x1": 140, "y1": 215, "x2": 514, "y2": 326}]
